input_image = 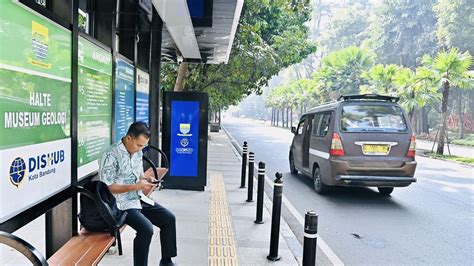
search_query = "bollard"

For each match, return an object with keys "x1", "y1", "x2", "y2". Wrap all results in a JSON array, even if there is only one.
[
  {"x1": 246, "y1": 152, "x2": 255, "y2": 202},
  {"x1": 240, "y1": 142, "x2": 248, "y2": 188},
  {"x1": 303, "y1": 211, "x2": 318, "y2": 266},
  {"x1": 267, "y1": 172, "x2": 283, "y2": 261},
  {"x1": 254, "y1": 162, "x2": 265, "y2": 224}
]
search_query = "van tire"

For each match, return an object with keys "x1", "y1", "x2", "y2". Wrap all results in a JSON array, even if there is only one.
[
  {"x1": 378, "y1": 187, "x2": 394, "y2": 196},
  {"x1": 313, "y1": 167, "x2": 328, "y2": 194},
  {"x1": 289, "y1": 153, "x2": 298, "y2": 174}
]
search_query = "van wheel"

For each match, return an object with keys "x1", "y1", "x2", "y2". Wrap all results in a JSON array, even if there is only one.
[
  {"x1": 313, "y1": 167, "x2": 328, "y2": 194},
  {"x1": 289, "y1": 153, "x2": 298, "y2": 174},
  {"x1": 378, "y1": 187, "x2": 394, "y2": 196}
]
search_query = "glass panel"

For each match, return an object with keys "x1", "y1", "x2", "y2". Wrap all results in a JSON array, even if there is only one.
[{"x1": 341, "y1": 105, "x2": 407, "y2": 132}]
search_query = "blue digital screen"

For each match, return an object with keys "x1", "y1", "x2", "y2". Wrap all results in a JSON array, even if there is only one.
[
  {"x1": 114, "y1": 59, "x2": 135, "y2": 143},
  {"x1": 170, "y1": 101, "x2": 200, "y2": 177},
  {"x1": 187, "y1": 0, "x2": 204, "y2": 18}
]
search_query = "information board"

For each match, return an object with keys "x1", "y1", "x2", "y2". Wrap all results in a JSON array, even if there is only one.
[
  {"x1": 114, "y1": 58, "x2": 135, "y2": 143},
  {"x1": 0, "y1": 2, "x2": 71, "y2": 222},
  {"x1": 77, "y1": 36, "x2": 112, "y2": 178},
  {"x1": 135, "y1": 68, "x2": 149, "y2": 125}
]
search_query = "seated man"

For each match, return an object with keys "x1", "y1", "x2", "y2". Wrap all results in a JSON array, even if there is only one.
[{"x1": 99, "y1": 122, "x2": 177, "y2": 266}]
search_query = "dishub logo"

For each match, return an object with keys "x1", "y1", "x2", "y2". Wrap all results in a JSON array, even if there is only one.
[
  {"x1": 9, "y1": 157, "x2": 27, "y2": 188},
  {"x1": 180, "y1": 138, "x2": 189, "y2": 147},
  {"x1": 8, "y1": 150, "x2": 65, "y2": 188}
]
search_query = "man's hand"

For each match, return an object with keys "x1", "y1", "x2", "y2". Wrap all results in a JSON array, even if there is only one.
[
  {"x1": 136, "y1": 179, "x2": 156, "y2": 191},
  {"x1": 143, "y1": 168, "x2": 158, "y2": 183}
]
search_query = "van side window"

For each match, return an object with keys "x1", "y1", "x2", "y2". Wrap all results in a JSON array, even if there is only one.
[
  {"x1": 312, "y1": 114, "x2": 322, "y2": 136},
  {"x1": 297, "y1": 120, "x2": 305, "y2": 135},
  {"x1": 318, "y1": 113, "x2": 331, "y2": 137},
  {"x1": 312, "y1": 113, "x2": 331, "y2": 137}
]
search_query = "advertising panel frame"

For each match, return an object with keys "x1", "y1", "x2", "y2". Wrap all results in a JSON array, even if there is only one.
[
  {"x1": 112, "y1": 54, "x2": 135, "y2": 144},
  {"x1": 0, "y1": 0, "x2": 73, "y2": 229},
  {"x1": 135, "y1": 66, "x2": 150, "y2": 125},
  {"x1": 77, "y1": 32, "x2": 113, "y2": 180},
  {"x1": 162, "y1": 91, "x2": 208, "y2": 191}
]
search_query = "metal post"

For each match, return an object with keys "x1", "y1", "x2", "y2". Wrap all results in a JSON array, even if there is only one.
[
  {"x1": 255, "y1": 162, "x2": 265, "y2": 224},
  {"x1": 240, "y1": 142, "x2": 248, "y2": 188},
  {"x1": 267, "y1": 172, "x2": 283, "y2": 261},
  {"x1": 246, "y1": 152, "x2": 255, "y2": 202},
  {"x1": 303, "y1": 211, "x2": 318, "y2": 266}
]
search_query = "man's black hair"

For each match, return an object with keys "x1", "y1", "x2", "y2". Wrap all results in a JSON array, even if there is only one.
[{"x1": 126, "y1": 122, "x2": 151, "y2": 138}]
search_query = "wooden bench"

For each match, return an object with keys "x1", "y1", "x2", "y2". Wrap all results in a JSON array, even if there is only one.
[{"x1": 47, "y1": 167, "x2": 168, "y2": 266}]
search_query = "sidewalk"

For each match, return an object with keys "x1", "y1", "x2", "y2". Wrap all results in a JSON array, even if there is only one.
[
  {"x1": 416, "y1": 139, "x2": 473, "y2": 158},
  {"x1": 101, "y1": 130, "x2": 300, "y2": 265}
]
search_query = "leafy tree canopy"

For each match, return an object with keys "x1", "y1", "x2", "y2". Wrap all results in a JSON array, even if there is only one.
[
  {"x1": 364, "y1": 0, "x2": 438, "y2": 67},
  {"x1": 434, "y1": 0, "x2": 474, "y2": 55},
  {"x1": 160, "y1": 0, "x2": 316, "y2": 112},
  {"x1": 313, "y1": 46, "x2": 375, "y2": 97}
]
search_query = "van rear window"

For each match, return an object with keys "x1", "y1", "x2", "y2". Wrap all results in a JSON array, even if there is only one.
[{"x1": 341, "y1": 105, "x2": 407, "y2": 132}]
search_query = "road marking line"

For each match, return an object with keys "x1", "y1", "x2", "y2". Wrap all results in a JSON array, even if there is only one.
[{"x1": 222, "y1": 124, "x2": 345, "y2": 266}]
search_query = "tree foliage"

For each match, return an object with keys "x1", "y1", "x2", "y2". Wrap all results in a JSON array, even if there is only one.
[
  {"x1": 433, "y1": 0, "x2": 474, "y2": 55},
  {"x1": 320, "y1": 3, "x2": 369, "y2": 52},
  {"x1": 364, "y1": 0, "x2": 438, "y2": 67},
  {"x1": 160, "y1": 0, "x2": 316, "y2": 112},
  {"x1": 313, "y1": 46, "x2": 375, "y2": 97}
]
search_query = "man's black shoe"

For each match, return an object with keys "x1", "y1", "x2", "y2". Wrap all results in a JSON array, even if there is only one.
[{"x1": 159, "y1": 259, "x2": 176, "y2": 266}]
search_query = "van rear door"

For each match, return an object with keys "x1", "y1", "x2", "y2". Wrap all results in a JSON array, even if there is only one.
[{"x1": 338, "y1": 103, "x2": 411, "y2": 160}]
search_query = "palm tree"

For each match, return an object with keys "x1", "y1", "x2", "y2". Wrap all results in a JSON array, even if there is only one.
[{"x1": 421, "y1": 49, "x2": 472, "y2": 155}]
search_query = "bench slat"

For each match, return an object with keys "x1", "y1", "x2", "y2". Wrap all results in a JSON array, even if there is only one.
[{"x1": 48, "y1": 227, "x2": 125, "y2": 266}]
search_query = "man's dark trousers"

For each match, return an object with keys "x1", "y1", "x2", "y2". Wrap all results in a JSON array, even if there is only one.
[{"x1": 125, "y1": 201, "x2": 177, "y2": 266}]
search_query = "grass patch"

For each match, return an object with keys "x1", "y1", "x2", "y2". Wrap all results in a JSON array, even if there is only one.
[
  {"x1": 427, "y1": 152, "x2": 474, "y2": 165},
  {"x1": 451, "y1": 134, "x2": 474, "y2": 147}
]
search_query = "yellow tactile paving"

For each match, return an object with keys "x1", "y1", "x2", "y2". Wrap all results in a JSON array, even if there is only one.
[{"x1": 209, "y1": 172, "x2": 238, "y2": 266}]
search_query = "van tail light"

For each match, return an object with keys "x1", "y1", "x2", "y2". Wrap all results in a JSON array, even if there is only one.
[
  {"x1": 406, "y1": 134, "x2": 416, "y2": 157},
  {"x1": 330, "y1": 133, "x2": 345, "y2": 156}
]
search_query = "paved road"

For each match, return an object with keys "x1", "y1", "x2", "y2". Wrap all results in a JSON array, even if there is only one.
[{"x1": 224, "y1": 118, "x2": 474, "y2": 265}]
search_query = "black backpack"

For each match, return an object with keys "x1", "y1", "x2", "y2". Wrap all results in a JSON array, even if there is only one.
[{"x1": 78, "y1": 180, "x2": 127, "y2": 255}]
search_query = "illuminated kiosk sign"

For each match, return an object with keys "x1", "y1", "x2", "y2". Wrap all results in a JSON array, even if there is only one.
[
  {"x1": 162, "y1": 92, "x2": 208, "y2": 191},
  {"x1": 0, "y1": 2, "x2": 71, "y2": 222}
]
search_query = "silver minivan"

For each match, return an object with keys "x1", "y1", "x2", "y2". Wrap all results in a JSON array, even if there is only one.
[{"x1": 289, "y1": 94, "x2": 417, "y2": 195}]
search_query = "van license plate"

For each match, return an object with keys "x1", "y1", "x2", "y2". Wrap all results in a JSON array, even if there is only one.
[{"x1": 362, "y1": 145, "x2": 390, "y2": 155}]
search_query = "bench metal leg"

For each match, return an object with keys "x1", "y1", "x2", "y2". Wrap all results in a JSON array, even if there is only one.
[{"x1": 115, "y1": 229, "x2": 123, "y2": 255}]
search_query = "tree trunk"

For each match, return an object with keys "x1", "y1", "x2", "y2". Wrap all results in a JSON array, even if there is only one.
[
  {"x1": 437, "y1": 81, "x2": 450, "y2": 155},
  {"x1": 271, "y1": 108, "x2": 274, "y2": 125},
  {"x1": 276, "y1": 109, "x2": 280, "y2": 126},
  {"x1": 290, "y1": 108, "x2": 293, "y2": 128},
  {"x1": 174, "y1": 62, "x2": 187, "y2": 91},
  {"x1": 458, "y1": 90, "x2": 464, "y2": 139},
  {"x1": 218, "y1": 108, "x2": 221, "y2": 125},
  {"x1": 421, "y1": 106, "x2": 429, "y2": 134},
  {"x1": 286, "y1": 108, "x2": 289, "y2": 128}
]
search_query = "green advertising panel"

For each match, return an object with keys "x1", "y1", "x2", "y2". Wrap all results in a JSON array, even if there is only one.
[
  {"x1": 0, "y1": 1, "x2": 71, "y2": 150},
  {"x1": 77, "y1": 36, "x2": 112, "y2": 177},
  {"x1": 0, "y1": 1, "x2": 72, "y2": 223},
  {"x1": 0, "y1": 1, "x2": 71, "y2": 80}
]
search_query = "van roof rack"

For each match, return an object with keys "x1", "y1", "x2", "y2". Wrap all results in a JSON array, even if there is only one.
[{"x1": 338, "y1": 94, "x2": 399, "y2": 103}]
